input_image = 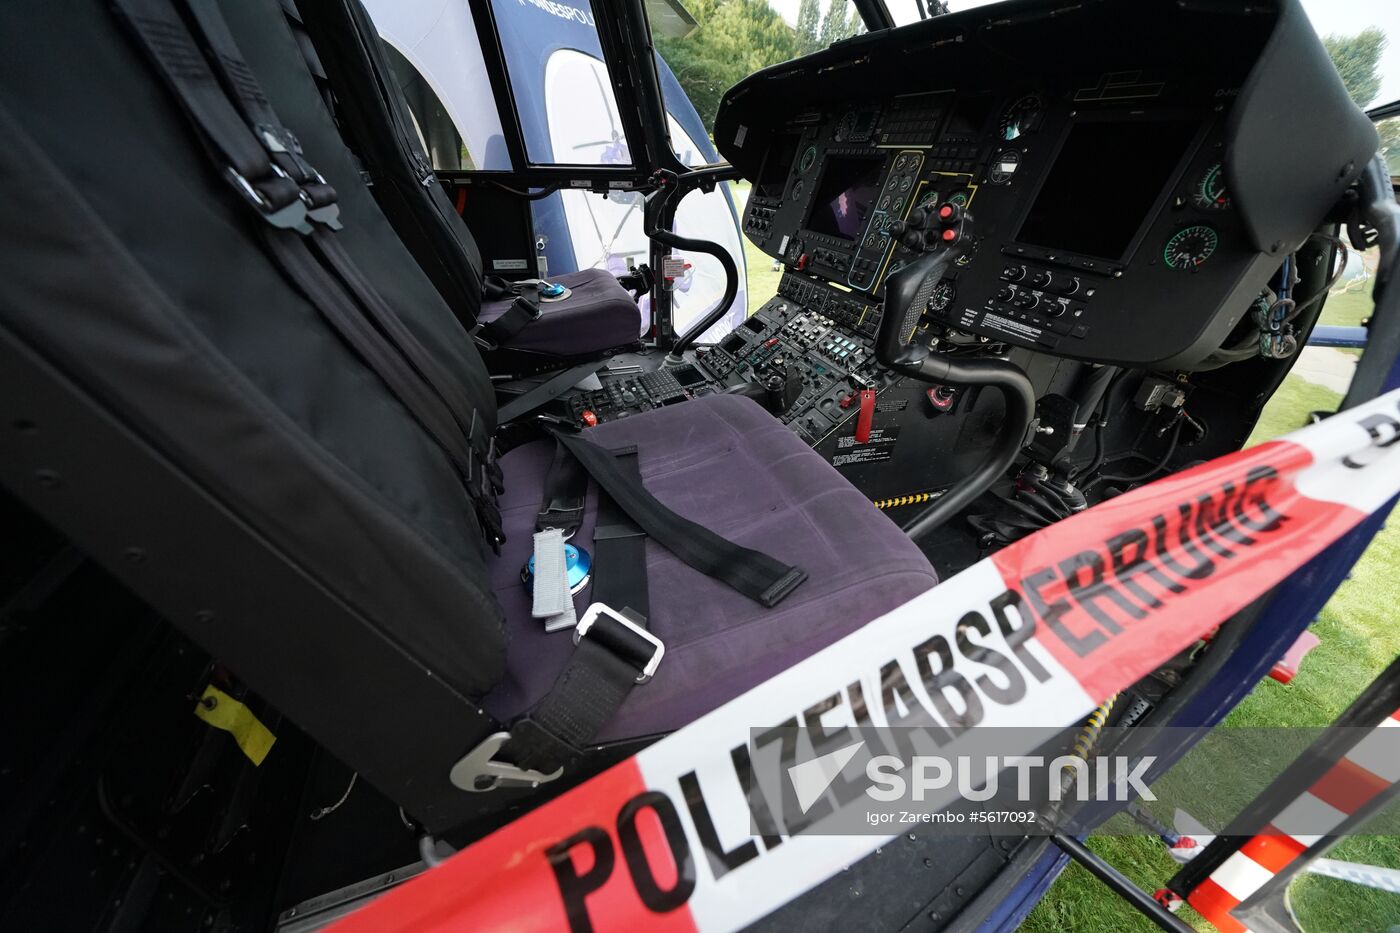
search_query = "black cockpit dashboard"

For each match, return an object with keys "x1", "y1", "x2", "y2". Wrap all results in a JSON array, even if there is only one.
[
  {"x1": 548, "y1": 0, "x2": 1376, "y2": 522},
  {"x1": 716, "y1": 0, "x2": 1374, "y2": 371}
]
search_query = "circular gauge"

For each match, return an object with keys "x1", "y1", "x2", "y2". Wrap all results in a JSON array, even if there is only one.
[
  {"x1": 1163, "y1": 225, "x2": 1219, "y2": 270},
  {"x1": 799, "y1": 146, "x2": 817, "y2": 173},
  {"x1": 928, "y1": 280, "x2": 956, "y2": 314},
  {"x1": 791, "y1": 178, "x2": 805, "y2": 199},
  {"x1": 988, "y1": 150, "x2": 1021, "y2": 185},
  {"x1": 998, "y1": 95, "x2": 1042, "y2": 141},
  {"x1": 1192, "y1": 162, "x2": 1230, "y2": 210}
]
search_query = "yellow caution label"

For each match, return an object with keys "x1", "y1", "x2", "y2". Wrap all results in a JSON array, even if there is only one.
[{"x1": 193, "y1": 686, "x2": 276, "y2": 766}]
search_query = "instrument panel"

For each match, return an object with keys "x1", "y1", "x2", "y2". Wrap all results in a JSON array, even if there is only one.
[
  {"x1": 741, "y1": 86, "x2": 1271, "y2": 369},
  {"x1": 721, "y1": 0, "x2": 1376, "y2": 371}
]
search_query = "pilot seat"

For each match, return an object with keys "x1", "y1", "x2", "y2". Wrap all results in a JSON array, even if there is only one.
[
  {"x1": 0, "y1": 0, "x2": 936, "y2": 833},
  {"x1": 288, "y1": 0, "x2": 648, "y2": 365}
]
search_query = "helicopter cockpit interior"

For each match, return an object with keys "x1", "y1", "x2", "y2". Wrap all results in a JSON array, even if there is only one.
[{"x1": 0, "y1": 0, "x2": 1391, "y2": 929}]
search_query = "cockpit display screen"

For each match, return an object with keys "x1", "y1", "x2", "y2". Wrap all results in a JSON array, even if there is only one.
[
  {"x1": 755, "y1": 134, "x2": 800, "y2": 200},
  {"x1": 806, "y1": 155, "x2": 884, "y2": 241},
  {"x1": 1016, "y1": 119, "x2": 1198, "y2": 261}
]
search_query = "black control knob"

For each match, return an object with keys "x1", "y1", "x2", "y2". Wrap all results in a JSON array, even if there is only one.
[
  {"x1": 1058, "y1": 275, "x2": 1082, "y2": 297},
  {"x1": 1012, "y1": 291, "x2": 1039, "y2": 310},
  {"x1": 1030, "y1": 270, "x2": 1053, "y2": 289},
  {"x1": 1043, "y1": 299, "x2": 1068, "y2": 318},
  {"x1": 995, "y1": 286, "x2": 1015, "y2": 302},
  {"x1": 1001, "y1": 264, "x2": 1026, "y2": 282}
]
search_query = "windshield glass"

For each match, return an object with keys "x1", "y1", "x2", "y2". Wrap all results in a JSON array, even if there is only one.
[{"x1": 650, "y1": 0, "x2": 866, "y2": 143}]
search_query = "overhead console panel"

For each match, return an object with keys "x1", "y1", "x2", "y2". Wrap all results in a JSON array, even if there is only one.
[{"x1": 716, "y1": 0, "x2": 1376, "y2": 370}]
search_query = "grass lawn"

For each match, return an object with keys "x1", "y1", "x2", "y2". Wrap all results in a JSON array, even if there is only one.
[
  {"x1": 1023, "y1": 374, "x2": 1400, "y2": 932},
  {"x1": 1316, "y1": 248, "x2": 1378, "y2": 359},
  {"x1": 733, "y1": 182, "x2": 782, "y2": 314}
]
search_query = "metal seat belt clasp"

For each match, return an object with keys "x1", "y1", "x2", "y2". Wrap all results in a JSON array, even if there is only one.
[
  {"x1": 449, "y1": 732, "x2": 563, "y2": 793},
  {"x1": 574, "y1": 602, "x2": 664, "y2": 684}
]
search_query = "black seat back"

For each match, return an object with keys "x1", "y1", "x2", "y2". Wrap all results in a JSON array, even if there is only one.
[
  {"x1": 0, "y1": 0, "x2": 510, "y2": 829},
  {"x1": 290, "y1": 0, "x2": 490, "y2": 328}
]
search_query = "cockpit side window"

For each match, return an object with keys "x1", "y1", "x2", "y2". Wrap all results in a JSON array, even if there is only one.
[
  {"x1": 362, "y1": 0, "x2": 511, "y2": 171},
  {"x1": 383, "y1": 45, "x2": 474, "y2": 171}
]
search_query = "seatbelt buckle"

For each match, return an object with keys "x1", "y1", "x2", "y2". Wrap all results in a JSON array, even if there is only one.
[
  {"x1": 448, "y1": 731, "x2": 563, "y2": 793},
  {"x1": 469, "y1": 324, "x2": 500, "y2": 352},
  {"x1": 224, "y1": 166, "x2": 309, "y2": 231},
  {"x1": 513, "y1": 294, "x2": 543, "y2": 322},
  {"x1": 574, "y1": 603, "x2": 664, "y2": 684}
]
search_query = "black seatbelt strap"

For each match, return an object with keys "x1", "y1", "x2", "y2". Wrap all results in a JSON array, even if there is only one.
[
  {"x1": 474, "y1": 297, "x2": 540, "y2": 349},
  {"x1": 481, "y1": 275, "x2": 524, "y2": 301},
  {"x1": 551, "y1": 429, "x2": 808, "y2": 607},
  {"x1": 111, "y1": 0, "x2": 308, "y2": 229},
  {"x1": 506, "y1": 449, "x2": 653, "y2": 772},
  {"x1": 590, "y1": 448, "x2": 649, "y2": 619},
  {"x1": 504, "y1": 604, "x2": 657, "y2": 772},
  {"x1": 474, "y1": 275, "x2": 541, "y2": 348},
  {"x1": 536, "y1": 441, "x2": 588, "y2": 537},
  {"x1": 496, "y1": 360, "x2": 606, "y2": 425},
  {"x1": 183, "y1": 0, "x2": 340, "y2": 219}
]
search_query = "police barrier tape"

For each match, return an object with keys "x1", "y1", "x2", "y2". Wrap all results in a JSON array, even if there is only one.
[
  {"x1": 1187, "y1": 704, "x2": 1400, "y2": 932},
  {"x1": 331, "y1": 388, "x2": 1400, "y2": 933}
]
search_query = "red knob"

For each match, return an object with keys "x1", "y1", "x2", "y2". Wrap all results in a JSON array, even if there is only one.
[
  {"x1": 581, "y1": 410, "x2": 598, "y2": 427},
  {"x1": 939, "y1": 204, "x2": 955, "y2": 219},
  {"x1": 941, "y1": 228, "x2": 958, "y2": 242}
]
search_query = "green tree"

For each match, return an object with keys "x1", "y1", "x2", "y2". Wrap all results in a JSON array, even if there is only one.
[
  {"x1": 1323, "y1": 27, "x2": 1387, "y2": 109},
  {"x1": 795, "y1": 0, "x2": 822, "y2": 55},
  {"x1": 842, "y1": 3, "x2": 865, "y2": 40},
  {"x1": 818, "y1": 0, "x2": 846, "y2": 49},
  {"x1": 657, "y1": 0, "x2": 800, "y2": 131}
]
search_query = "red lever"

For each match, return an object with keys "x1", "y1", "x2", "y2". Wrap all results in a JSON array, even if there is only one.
[
  {"x1": 581, "y1": 410, "x2": 598, "y2": 427},
  {"x1": 855, "y1": 389, "x2": 876, "y2": 443}
]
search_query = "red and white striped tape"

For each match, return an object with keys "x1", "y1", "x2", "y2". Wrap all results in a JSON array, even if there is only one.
[
  {"x1": 331, "y1": 389, "x2": 1400, "y2": 933},
  {"x1": 1187, "y1": 707, "x2": 1400, "y2": 933}
]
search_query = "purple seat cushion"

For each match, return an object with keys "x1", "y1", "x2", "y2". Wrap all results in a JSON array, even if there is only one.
[
  {"x1": 480, "y1": 268, "x2": 643, "y2": 355},
  {"x1": 483, "y1": 393, "x2": 938, "y2": 741}
]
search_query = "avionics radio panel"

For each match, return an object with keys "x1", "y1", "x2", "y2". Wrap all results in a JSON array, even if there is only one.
[{"x1": 725, "y1": 0, "x2": 1377, "y2": 369}]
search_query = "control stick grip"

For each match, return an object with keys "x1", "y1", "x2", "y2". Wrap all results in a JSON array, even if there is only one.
[{"x1": 876, "y1": 248, "x2": 960, "y2": 375}]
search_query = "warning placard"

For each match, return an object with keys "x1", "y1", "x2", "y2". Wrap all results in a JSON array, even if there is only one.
[{"x1": 832, "y1": 426, "x2": 901, "y2": 466}]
